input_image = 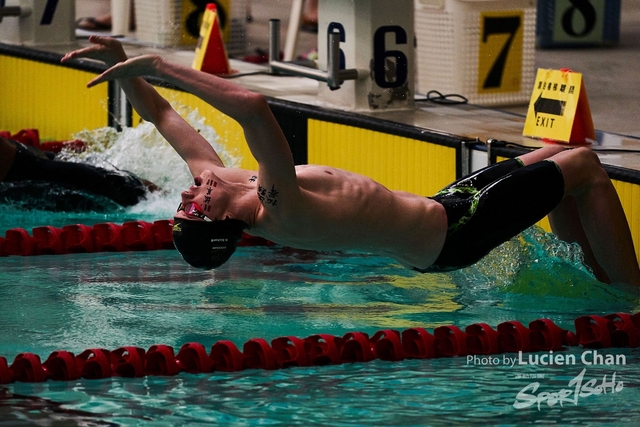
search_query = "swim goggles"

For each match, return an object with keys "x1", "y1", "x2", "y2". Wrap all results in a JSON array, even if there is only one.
[{"x1": 176, "y1": 202, "x2": 212, "y2": 222}]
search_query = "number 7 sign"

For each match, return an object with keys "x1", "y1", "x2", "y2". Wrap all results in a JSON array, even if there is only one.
[{"x1": 478, "y1": 10, "x2": 525, "y2": 95}]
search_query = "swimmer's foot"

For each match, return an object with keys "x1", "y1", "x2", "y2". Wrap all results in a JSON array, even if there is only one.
[
  {"x1": 76, "y1": 15, "x2": 112, "y2": 31},
  {"x1": 0, "y1": 136, "x2": 17, "y2": 181},
  {"x1": 76, "y1": 13, "x2": 136, "y2": 32}
]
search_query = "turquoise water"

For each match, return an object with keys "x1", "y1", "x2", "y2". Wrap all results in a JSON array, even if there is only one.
[
  {"x1": 3, "y1": 123, "x2": 640, "y2": 425},
  {"x1": 1, "y1": 244, "x2": 640, "y2": 426}
]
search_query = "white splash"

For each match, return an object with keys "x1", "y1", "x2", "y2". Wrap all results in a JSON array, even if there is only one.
[{"x1": 62, "y1": 104, "x2": 242, "y2": 218}]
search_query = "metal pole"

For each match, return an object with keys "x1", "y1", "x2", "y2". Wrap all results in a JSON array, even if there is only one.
[
  {"x1": 0, "y1": 6, "x2": 22, "y2": 23},
  {"x1": 327, "y1": 32, "x2": 340, "y2": 90},
  {"x1": 269, "y1": 19, "x2": 281, "y2": 74}
]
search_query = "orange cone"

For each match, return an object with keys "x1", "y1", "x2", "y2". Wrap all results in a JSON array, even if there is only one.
[
  {"x1": 568, "y1": 78, "x2": 595, "y2": 144},
  {"x1": 192, "y1": 3, "x2": 230, "y2": 75}
]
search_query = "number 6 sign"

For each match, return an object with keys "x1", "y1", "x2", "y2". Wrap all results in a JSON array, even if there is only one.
[{"x1": 317, "y1": 0, "x2": 415, "y2": 111}]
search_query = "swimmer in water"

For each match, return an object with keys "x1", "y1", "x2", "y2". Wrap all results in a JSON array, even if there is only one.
[
  {"x1": 62, "y1": 37, "x2": 640, "y2": 286},
  {"x1": 0, "y1": 135, "x2": 155, "y2": 210}
]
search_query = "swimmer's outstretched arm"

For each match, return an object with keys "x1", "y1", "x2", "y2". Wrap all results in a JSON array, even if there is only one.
[
  {"x1": 88, "y1": 51, "x2": 301, "y2": 203},
  {"x1": 62, "y1": 36, "x2": 224, "y2": 176}
]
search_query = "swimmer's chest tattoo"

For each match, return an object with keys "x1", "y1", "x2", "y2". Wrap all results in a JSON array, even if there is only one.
[{"x1": 257, "y1": 184, "x2": 279, "y2": 206}]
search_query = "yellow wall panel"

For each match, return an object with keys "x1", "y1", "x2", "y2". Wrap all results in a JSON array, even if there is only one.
[
  {"x1": 307, "y1": 119, "x2": 456, "y2": 196},
  {"x1": 613, "y1": 179, "x2": 640, "y2": 263},
  {"x1": 134, "y1": 86, "x2": 257, "y2": 171},
  {"x1": 0, "y1": 55, "x2": 108, "y2": 140}
]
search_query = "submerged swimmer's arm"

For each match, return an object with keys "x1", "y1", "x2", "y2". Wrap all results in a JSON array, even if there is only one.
[
  {"x1": 89, "y1": 53, "x2": 302, "y2": 208},
  {"x1": 63, "y1": 37, "x2": 224, "y2": 175}
]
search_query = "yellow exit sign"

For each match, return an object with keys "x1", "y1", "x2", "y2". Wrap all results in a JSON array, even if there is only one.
[{"x1": 523, "y1": 68, "x2": 594, "y2": 144}]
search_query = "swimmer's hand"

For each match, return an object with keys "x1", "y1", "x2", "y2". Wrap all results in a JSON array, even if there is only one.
[
  {"x1": 61, "y1": 36, "x2": 127, "y2": 68},
  {"x1": 86, "y1": 55, "x2": 163, "y2": 88}
]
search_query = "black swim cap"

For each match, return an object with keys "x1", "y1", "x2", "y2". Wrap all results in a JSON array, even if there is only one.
[{"x1": 172, "y1": 217, "x2": 248, "y2": 269}]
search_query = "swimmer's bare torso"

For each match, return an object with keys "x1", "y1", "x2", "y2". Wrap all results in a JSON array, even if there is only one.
[
  {"x1": 205, "y1": 164, "x2": 449, "y2": 270},
  {"x1": 62, "y1": 42, "x2": 448, "y2": 270}
]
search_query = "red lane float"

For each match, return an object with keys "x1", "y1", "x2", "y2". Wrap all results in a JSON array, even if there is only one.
[
  {"x1": 271, "y1": 336, "x2": 309, "y2": 367},
  {"x1": 434, "y1": 325, "x2": 467, "y2": 357},
  {"x1": 0, "y1": 357, "x2": 13, "y2": 384},
  {"x1": 529, "y1": 318, "x2": 570, "y2": 350},
  {"x1": 401, "y1": 328, "x2": 436, "y2": 359},
  {"x1": 0, "y1": 220, "x2": 274, "y2": 257},
  {"x1": 176, "y1": 343, "x2": 214, "y2": 373},
  {"x1": 372, "y1": 330, "x2": 406, "y2": 361},
  {"x1": 210, "y1": 341, "x2": 244, "y2": 372},
  {"x1": 497, "y1": 321, "x2": 532, "y2": 353},
  {"x1": 341, "y1": 332, "x2": 376, "y2": 363},
  {"x1": 606, "y1": 312, "x2": 640, "y2": 347},
  {"x1": 244, "y1": 339, "x2": 278, "y2": 370},
  {"x1": 465, "y1": 323, "x2": 500, "y2": 355},
  {"x1": 1, "y1": 128, "x2": 86, "y2": 153},
  {"x1": 2, "y1": 312, "x2": 639, "y2": 384},
  {"x1": 304, "y1": 334, "x2": 342, "y2": 365},
  {"x1": 76, "y1": 349, "x2": 112, "y2": 379}
]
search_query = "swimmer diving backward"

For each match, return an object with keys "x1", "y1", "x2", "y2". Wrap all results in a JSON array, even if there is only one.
[{"x1": 62, "y1": 37, "x2": 640, "y2": 286}]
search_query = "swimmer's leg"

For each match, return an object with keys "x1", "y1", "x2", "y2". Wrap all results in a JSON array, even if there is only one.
[
  {"x1": 438, "y1": 145, "x2": 567, "y2": 196},
  {"x1": 546, "y1": 147, "x2": 640, "y2": 286},
  {"x1": 514, "y1": 144, "x2": 608, "y2": 281},
  {"x1": 548, "y1": 196, "x2": 609, "y2": 282},
  {"x1": 432, "y1": 159, "x2": 565, "y2": 270},
  {"x1": 515, "y1": 144, "x2": 567, "y2": 164},
  {"x1": 437, "y1": 158, "x2": 522, "y2": 195},
  {"x1": 497, "y1": 144, "x2": 607, "y2": 280}
]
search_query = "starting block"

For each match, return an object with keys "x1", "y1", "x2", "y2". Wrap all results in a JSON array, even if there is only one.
[
  {"x1": 269, "y1": 0, "x2": 415, "y2": 112},
  {"x1": 414, "y1": 0, "x2": 537, "y2": 106},
  {"x1": 0, "y1": 0, "x2": 75, "y2": 46},
  {"x1": 317, "y1": 0, "x2": 415, "y2": 111}
]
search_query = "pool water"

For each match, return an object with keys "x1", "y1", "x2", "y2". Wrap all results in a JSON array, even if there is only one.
[
  {"x1": 2, "y1": 123, "x2": 640, "y2": 425},
  {"x1": 2, "y1": 243, "x2": 640, "y2": 426}
]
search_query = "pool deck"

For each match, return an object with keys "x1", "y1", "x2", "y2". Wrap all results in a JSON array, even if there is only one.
[
  {"x1": 234, "y1": 0, "x2": 640, "y2": 171},
  {"x1": 260, "y1": 0, "x2": 640, "y2": 172},
  {"x1": 73, "y1": 0, "x2": 640, "y2": 171},
  {"x1": 2, "y1": 0, "x2": 640, "y2": 174}
]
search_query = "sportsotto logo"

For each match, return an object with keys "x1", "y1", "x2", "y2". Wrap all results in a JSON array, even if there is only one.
[{"x1": 513, "y1": 368, "x2": 623, "y2": 410}]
